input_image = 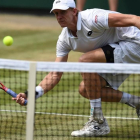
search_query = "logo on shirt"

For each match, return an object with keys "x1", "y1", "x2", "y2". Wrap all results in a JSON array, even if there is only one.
[
  {"x1": 87, "y1": 31, "x2": 92, "y2": 36},
  {"x1": 95, "y1": 15, "x2": 98, "y2": 24}
]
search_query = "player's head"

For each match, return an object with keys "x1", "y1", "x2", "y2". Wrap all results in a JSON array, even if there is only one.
[
  {"x1": 50, "y1": 0, "x2": 76, "y2": 13},
  {"x1": 51, "y1": 0, "x2": 78, "y2": 28}
]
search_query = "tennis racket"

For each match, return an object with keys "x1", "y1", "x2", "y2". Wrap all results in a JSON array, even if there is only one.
[{"x1": 0, "y1": 81, "x2": 27, "y2": 105}]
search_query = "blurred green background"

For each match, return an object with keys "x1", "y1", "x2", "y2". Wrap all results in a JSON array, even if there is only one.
[
  {"x1": 0, "y1": 14, "x2": 82, "y2": 62},
  {"x1": 1, "y1": 0, "x2": 140, "y2": 62},
  {"x1": 0, "y1": 0, "x2": 140, "y2": 15}
]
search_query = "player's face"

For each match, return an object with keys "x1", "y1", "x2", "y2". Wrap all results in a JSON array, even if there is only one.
[{"x1": 53, "y1": 8, "x2": 77, "y2": 28}]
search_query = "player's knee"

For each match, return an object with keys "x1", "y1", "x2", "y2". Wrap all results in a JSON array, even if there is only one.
[{"x1": 79, "y1": 53, "x2": 97, "y2": 63}]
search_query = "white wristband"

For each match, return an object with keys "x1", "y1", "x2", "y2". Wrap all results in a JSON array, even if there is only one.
[{"x1": 35, "y1": 86, "x2": 44, "y2": 99}]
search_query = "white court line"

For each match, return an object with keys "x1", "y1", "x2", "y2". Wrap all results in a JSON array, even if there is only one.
[{"x1": 0, "y1": 110, "x2": 139, "y2": 120}]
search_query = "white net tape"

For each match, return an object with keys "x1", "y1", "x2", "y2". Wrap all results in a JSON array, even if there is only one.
[{"x1": 0, "y1": 58, "x2": 140, "y2": 73}]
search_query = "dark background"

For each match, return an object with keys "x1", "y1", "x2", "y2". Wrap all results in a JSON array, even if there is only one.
[{"x1": 0, "y1": 0, "x2": 139, "y2": 15}]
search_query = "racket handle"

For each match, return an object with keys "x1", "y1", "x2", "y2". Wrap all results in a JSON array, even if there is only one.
[{"x1": 7, "y1": 89, "x2": 28, "y2": 105}]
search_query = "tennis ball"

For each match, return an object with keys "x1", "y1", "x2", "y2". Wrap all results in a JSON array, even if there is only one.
[{"x1": 3, "y1": 36, "x2": 13, "y2": 46}]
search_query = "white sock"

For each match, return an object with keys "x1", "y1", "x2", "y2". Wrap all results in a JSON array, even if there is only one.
[
  {"x1": 90, "y1": 98, "x2": 104, "y2": 122},
  {"x1": 90, "y1": 98, "x2": 101, "y2": 116},
  {"x1": 90, "y1": 98, "x2": 101, "y2": 108},
  {"x1": 120, "y1": 92, "x2": 131, "y2": 104},
  {"x1": 128, "y1": 95, "x2": 140, "y2": 107},
  {"x1": 120, "y1": 92, "x2": 140, "y2": 107}
]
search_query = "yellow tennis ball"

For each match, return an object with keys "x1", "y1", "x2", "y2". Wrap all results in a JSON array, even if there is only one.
[{"x1": 3, "y1": 36, "x2": 13, "y2": 46}]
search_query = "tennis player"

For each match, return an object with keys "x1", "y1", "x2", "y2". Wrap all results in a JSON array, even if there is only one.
[{"x1": 14, "y1": 0, "x2": 140, "y2": 137}]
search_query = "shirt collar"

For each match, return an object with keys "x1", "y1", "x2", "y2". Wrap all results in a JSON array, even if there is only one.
[
  {"x1": 77, "y1": 12, "x2": 82, "y2": 31},
  {"x1": 66, "y1": 12, "x2": 82, "y2": 38}
]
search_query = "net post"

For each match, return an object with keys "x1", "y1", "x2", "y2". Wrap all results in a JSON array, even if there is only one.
[{"x1": 26, "y1": 62, "x2": 36, "y2": 140}]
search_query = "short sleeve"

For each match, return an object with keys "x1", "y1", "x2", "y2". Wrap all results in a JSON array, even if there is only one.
[
  {"x1": 56, "y1": 39, "x2": 71, "y2": 57},
  {"x1": 81, "y1": 9, "x2": 115, "y2": 31},
  {"x1": 92, "y1": 9, "x2": 109, "y2": 30}
]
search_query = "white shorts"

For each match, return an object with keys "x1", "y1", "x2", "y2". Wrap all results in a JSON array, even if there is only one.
[
  {"x1": 99, "y1": 41, "x2": 140, "y2": 90},
  {"x1": 98, "y1": 73, "x2": 129, "y2": 90},
  {"x1": 110, "y1": 41, "x2": 140, "y2": 63}
]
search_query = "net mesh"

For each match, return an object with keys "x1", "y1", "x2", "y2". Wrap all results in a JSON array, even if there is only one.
[
  {"x1": 0, "y1": 69, "x2": 28, "y2": 140},
  {"x1": 0, "y1": 59, "x2": 140, "y2": 140}
]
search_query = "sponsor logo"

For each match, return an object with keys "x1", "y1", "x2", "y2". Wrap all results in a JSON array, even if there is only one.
[
  {"x1": 94, "y1": 126, "x2": 100, "y2": 130},
  {"x1": 95, "y1": 15, "x2": 98, "y2": 24},
  {"x1": 87, "y1": 31, "x2": 93, "y2": 36}
]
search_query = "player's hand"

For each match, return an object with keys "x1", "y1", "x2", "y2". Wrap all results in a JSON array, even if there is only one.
[{"x1": 12, "y1": 93, "x2": 27, "y2": 106}]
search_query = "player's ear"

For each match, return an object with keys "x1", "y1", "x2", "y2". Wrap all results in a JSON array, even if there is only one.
[{"x1": 73, "y1": 8, "x2": 79, "y2": 16}]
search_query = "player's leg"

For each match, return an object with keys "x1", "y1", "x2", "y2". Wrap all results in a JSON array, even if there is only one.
[
  {"x1": 74, "y1": 74, "x2": 140, "y2": 137},
  {"x1": 113, "y1": 41, "x2": 140, "y2": 118},
  {"x1": 76, "y1": 0, "x2": 86, "y2": 11},
  {"x1": 108, "y1": 0, "x2": 118, "y2": 11},
  {"x1": 81, "y1": 43, "x2": 140, "y2": 113},
  {"x1": 79, "y1": 79, "x2": 140, "y2": 108},
  {"x1": 79, "y1": 45, "x2": 115, "y2": 119},
  {"x1": 79, "y1": 79, "x2": 123, "y2": 103},
  {"x1": 71, "y1": 46, "x2": 111, "y2": 137},
  {"x1": 72, "y1": 74, "x2": 110, "y2": 136}
]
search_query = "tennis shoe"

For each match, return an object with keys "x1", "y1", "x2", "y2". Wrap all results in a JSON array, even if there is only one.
[{"x1": 71, "y1": 116, "x2": 110, "y2": 137}]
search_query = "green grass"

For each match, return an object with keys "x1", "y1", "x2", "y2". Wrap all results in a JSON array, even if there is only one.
[
  {"x1": 0, "y1": 14, "x2": 140, "y2": 140},
  {"x1": 0, "y1": 29, "x2": 59, "y2": 61}
]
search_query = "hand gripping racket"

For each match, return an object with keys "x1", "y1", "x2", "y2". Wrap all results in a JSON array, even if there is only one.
[{"x1": 0, "y1": 81, "x2": 27, "y2": 105}]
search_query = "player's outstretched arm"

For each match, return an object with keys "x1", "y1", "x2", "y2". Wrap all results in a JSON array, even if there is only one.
[
  {"x1": 108, "y1": 13, "x2": 140, "y2": 29},
  {"x1": 39, "y1": 55, "x2": 68, "y2": 93},
  {"x1": 14, "y1": 55, "x2": 68, "y2": 106}
]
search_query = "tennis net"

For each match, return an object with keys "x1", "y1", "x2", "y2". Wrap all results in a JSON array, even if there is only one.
[{"x1": 0, "y1": 58, "x2": 140, "y2": 140}]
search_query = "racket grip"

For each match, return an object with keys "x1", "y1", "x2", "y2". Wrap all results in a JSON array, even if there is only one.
[{"x1": 7, "y1": 89, "x2": 28, "y2": 105}]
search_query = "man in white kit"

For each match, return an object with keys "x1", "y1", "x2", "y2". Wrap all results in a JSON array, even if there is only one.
[{"x1": 14, "y1": 0, "x2": 140, "y2": 137}]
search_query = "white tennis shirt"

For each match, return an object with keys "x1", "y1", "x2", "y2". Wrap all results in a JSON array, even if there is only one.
[{"x1": 56, "y1": 9, "x2": 140, "y2": 60}]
